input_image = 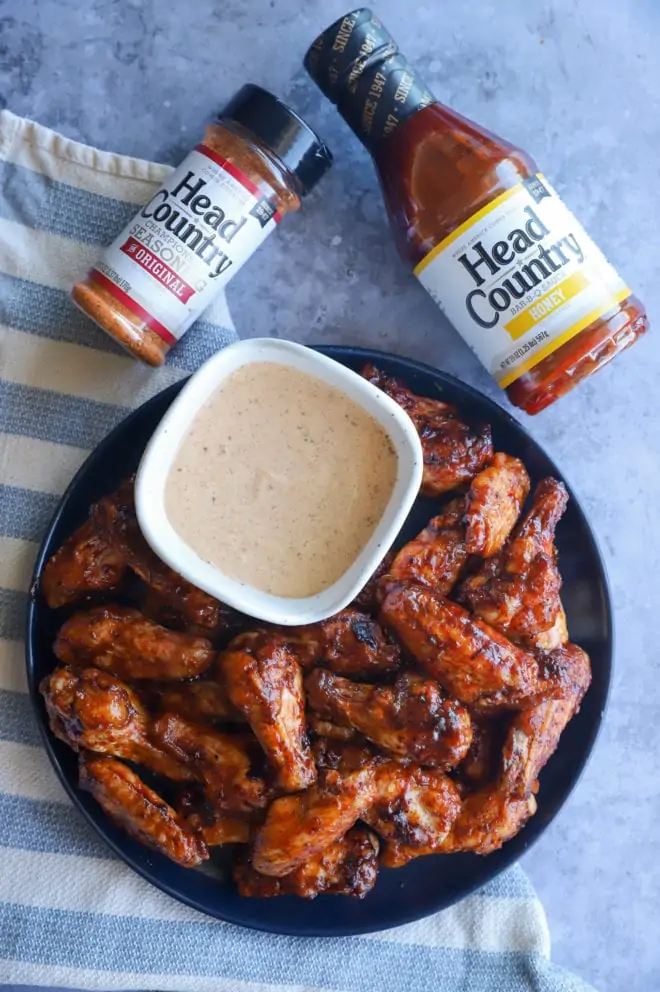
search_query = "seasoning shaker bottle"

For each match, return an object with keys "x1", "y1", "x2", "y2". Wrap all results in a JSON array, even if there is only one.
[
  {"x1": 72, "y1": 85, "x2": 332, "y2": 366},
  {"x1": 304, "y1": 9, "x2": 648, "y2": 414}
]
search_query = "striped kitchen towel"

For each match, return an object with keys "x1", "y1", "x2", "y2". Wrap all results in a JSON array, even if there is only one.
[{"x1": 0, "y1": 109, "x2": 597, "y2": 992}]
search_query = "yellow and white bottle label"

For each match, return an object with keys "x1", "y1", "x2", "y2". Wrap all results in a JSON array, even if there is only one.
[{"x1": 414, "y1": 174, "x2": 630, "y2": 387}]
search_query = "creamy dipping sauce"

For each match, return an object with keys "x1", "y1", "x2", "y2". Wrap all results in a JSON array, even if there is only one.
[{"x1": 165, "y1": 362, "x2": 398, "y2": 598}]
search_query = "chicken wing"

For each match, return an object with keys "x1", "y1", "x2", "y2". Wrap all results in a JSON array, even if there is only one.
[
  {"x1": 438, "y1": 783, "x2": 537, "y2": 855},
  {"x1": 78, "y1": 754, "x2": 207, "y2": 866},
  {"x1": 459, "y1": 478, "x2": 568, "y2": 647},
  {"x1": 54, "y1": 604, "x2": 216, "y2": 681},
  {"x1": 41, "y1": 518, "x2": 127, "y2": 608},
  {"x1": 363, "y1": 763, "x2": 461, "y2": 867},
  {"x1": 219, "y1": 634, "x2": 316, "y2": 792},
  {"x1": 251, "y1": 766, "x2": 377, "y2": 876},
  {"x1": 362, "y1": 363, "x2": 493, "y2": 496},
  {"x1": 464, "y1": 453, "x2": 530, "y2": 557},
  {"x1": 142, "y1": 679, "x2": 240, "y2": 725},
  {"x1": 306, "y1": 669, "x2": 472, "y2": 768},
  {"x1": 384, "y1": 498, "x2": 467, "y2": 596},
  {"x1": 152, "y1": 713, "x2": 269, "y2": 813},
  {"x1": 380, "y1": 583, "x2": 571, "y2": 710},
  {"x1": 179, "y1": 787, "x2": 252, "y2": 846},
  {"x1": 40, "y1": 666, "x2": 193, "y2": 781},
  {"x1": 234, "y1": 826, "x2": 379, "y2": 899},
  {"x1": 501, "y1": 643, "x2": 591, "y2": 797},
  {"x1": 285, "y1": 610, "x2": 400, "y2": 677},
  {"x1": 92, "y1": 480, "x2": 237, "y2": 639}
]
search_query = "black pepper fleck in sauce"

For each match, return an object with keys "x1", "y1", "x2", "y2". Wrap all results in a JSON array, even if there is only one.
[{"x1": 165, "y1": 361, "x2": 399, "y2": 598}]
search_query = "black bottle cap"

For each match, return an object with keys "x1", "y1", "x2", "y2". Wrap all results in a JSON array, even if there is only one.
[
  {"x1": 304, "y1": 8, "x2": 434, "y2": 149},
  {"x1": 218, "y1": 84, "x2": 332, "y2": 196}
]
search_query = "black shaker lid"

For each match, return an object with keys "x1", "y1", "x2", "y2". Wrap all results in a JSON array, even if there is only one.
[
  {"x1": 304, "y1": 8, "x2": 434, "y2": 148},
  {"x1": 219, "y1": 84, "x2": 332, "y2": 195}
]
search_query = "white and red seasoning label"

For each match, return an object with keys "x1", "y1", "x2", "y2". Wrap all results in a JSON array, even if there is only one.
[{"x1": 92, "y1": 146, "x2": 279, "y2": 343}]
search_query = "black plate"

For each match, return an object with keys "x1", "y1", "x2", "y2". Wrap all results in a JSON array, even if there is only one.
[{"x1": 26, "y1": 346, "x2": 612, "y2": 936}]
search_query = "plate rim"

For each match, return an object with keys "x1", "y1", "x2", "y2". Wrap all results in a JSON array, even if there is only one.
[{"x1": 25, "y1": 345, "x2": 614, "y2": 936}]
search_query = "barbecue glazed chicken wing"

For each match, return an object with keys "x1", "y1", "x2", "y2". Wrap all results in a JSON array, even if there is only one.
[
  {"x1": 79, "y1": 754, "x2": 207, "y2": 866},
  {"x1": 252, "y1": 766, "x2": 377, "y2": 877},
  {"x1": 464, "y1": 453, "x2": 530, "y2": 557},
  {"x1": 41, "y1": 518, "x2": 127, "y2": 608},
  {"x1": 501, "y1": 642, "x2": 591, "y2": 797},
  {"x1": 152, "y1": 713, "x2": 269, "y2": 813},
  {"x1": 54, "y1": 604, "x2": 216, "y2": 681},
  {"x1": 460, "y1": 478, "x2": 568, "y2": 648},
  {"x1": 235, "y1": 826, "x2": 379, "y2": 899},
  {"x1": 92, "y1": 480, "x2": 239, "y2": 639},
  {"x1": 306, "y1": 669, "x2": 472, "y2": 768},
  {"x1": 385, "y1": 498, "x2": 468, "y2": 597},
  {"x1": 363, "y1": 763, "x2": 461, "y2": 867},
  {"x1": 219, "y1": 633, "x2": 316, "y2": 792},
  {"x1": 41, "y1": 666, "x2": 193, "y2": 781},
  {"x1": 286, "y1": 610, "x2": 400, "y2": 677},
  {"x1": 380, "y1": 583, "x2": 572, "y2": 711},
  {"x1": 362, "y1": 363, "x2": 493, "y2": 496}
]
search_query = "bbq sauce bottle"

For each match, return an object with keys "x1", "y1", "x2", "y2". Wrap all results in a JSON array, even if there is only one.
[{"x1": 304, "y1": 9, "x2": 648, "y2": 414}]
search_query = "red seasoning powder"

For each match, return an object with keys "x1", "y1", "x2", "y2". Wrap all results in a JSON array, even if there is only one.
[{"x1": 72, "y1": 85, "x2": 332, "y2": 365}]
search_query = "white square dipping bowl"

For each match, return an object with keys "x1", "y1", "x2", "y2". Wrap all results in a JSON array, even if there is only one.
[{"x1": 135, "y1": 339, "x2": 423, "y2": 626}]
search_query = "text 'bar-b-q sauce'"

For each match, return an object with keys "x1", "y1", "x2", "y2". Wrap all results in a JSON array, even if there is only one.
[{"x1": 304, "y1": 8, "x2": 648, "y2": 414}]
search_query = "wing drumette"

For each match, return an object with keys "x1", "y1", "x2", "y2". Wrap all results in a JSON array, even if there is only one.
[
  {"x1": 40, "y1": 666, "x2": 193, "y2": 781},
  {"x1": 41, "y1": 519, "x2": 127, "y2": 608},
  {"x1": 219, "y1": 633, "x2": 316, "y2": 792}
]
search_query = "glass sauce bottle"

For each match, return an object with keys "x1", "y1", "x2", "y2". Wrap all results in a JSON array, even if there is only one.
[{"x1": 305, "y1": 9, "x2": 648, "y2": 414}]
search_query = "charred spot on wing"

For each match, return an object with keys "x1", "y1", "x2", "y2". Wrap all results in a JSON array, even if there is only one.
[{"x1": 350, "y1": 618, "x2": 379, "y2": 650}]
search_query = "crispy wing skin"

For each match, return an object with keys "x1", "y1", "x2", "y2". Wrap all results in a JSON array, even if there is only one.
[
  {"x1": 142, "y1": 679, "x2": 240, "y2": 725},
  {"x1": 79, "y1": 754, "x2": 207, "y2": 866},
  {"x1": 92, "y1": 480, "x2": 238, "y2": 639},
  {"x1": 219, "y1": 634, "x2": 316, "y2": 792},
  {"x1": 179, "y1": 788, "x2": 252, "y2": 846},
  {"x1": 460, "y1": 478, "x2": 568, "y2": 646},
  {"x1": 362, "y1": 364, "x2": 493, "y2": 496},
  {"x1": 285, "y1": 610, "x2": 400, "y2": 678},
  {"x1": 380, "y1": 583, "x2": 569, "y2": 709},
  {"x1": 464, "y1": 453, "x2": 530, "y2": 557},
  {"x1": 501, "y1": 643, "x2": 591, "y2": 797},
  {"x1": 41, "y1": 519, "x2": 127, "y2": 608},
  {"x1": 234, "y1": 826, "x2": 379, "y2": 899},
  {"x1": 438, "y1": 784, "x2": 537, "y2": 855},
  {"x1": 152, "y1": 713, "x2": 269, "y2": 813},
  {"x1": 385, "y1": 498, "x2": 467, "y2": 597},
  {"x1": 350, "y1": 552, "x2": 395, "y2": 613},
  {"x1": 251, "y1": 766, "x2": 377, "y2": 876},
  {"x1": 363, "y1": 763, "x2": 461, "y2": 867},
  {"x1": 54, "y1": 604, "x2": 216, "y2": 681},
  {"x1": 306, "y1": 669, "x2": 472, "y2": 768},
  {"x1": 40, "y1": 666, "x2": 193, "y2": 781}
]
